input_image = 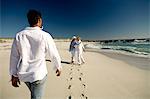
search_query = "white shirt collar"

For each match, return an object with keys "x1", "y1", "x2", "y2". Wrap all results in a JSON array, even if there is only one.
[{"x1": 25, "y1": 26, "x2": 42, "y2": 30}]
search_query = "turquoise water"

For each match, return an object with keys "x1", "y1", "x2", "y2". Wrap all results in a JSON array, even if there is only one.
[
  {"x1": 85, "y1": 41, "x2": 150, "y2": 56},
  {"x1": 101, "y1": 43, "x2": 150, "y2": 55}
]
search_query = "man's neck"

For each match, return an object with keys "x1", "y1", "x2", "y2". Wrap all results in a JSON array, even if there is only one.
[{"x1": 31, "y1": 24, "x2": 39, "y2": 27}]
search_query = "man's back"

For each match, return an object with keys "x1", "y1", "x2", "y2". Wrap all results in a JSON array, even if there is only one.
[
  {"x1": 9, "y1": 9, "x2": 62, "y2": 99},
  {"x1": 17, "y1": 27, "x2": 46, "y2": 63},
  {"x1": 10, "y1": 26, "x2": 61, "y2": 82}
]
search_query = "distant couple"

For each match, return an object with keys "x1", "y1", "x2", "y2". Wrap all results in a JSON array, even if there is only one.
[{"x1": 69, "y1": 36, "x2": 85, "y2": 65}]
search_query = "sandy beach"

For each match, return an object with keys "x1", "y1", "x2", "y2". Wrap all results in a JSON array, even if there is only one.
[{"x1": 0, "y1": 39, "x2": 149, "y2": 99}]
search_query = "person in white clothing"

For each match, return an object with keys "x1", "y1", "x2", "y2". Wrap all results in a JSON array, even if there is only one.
[
  {"x1": 69, "y1": 36, "x2": 77, "y2": 63},
  {"x1": 74, "y1": 36, "x2": 85, "y2": 65},
  {"x1": 9, "y1": 10, "x2": 62, "y2": 99}
]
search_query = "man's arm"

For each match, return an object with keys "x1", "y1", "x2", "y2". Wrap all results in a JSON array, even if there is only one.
[
  {"x1": 46, "y1": 34, "x2": 62, "y2": 76},
  {"x1": 10, "y1": 38, "x2": 21, "y2": 87}
]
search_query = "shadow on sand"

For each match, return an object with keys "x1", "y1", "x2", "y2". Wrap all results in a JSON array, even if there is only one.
[{"x1": 46, "y1": 59, "x2": 71, "y2": 64}]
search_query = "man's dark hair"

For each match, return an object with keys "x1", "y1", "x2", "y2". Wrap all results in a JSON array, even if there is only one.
[{"x1": 27, "y1": 10, "x2": 42, "y2": 26}]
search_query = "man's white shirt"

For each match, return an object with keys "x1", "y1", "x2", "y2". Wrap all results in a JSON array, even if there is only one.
[{"x1": 10, "y1": 27, "x2": 61, "y2": 82}]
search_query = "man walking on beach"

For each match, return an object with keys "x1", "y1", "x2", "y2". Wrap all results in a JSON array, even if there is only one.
[{"x1": 9, "y1": 9, "x2": 62, "y2": 99}]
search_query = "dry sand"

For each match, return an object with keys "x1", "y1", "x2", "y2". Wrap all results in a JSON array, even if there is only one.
[{"x1": 0, "y1": 40, "x2": 149, "y2": 99}]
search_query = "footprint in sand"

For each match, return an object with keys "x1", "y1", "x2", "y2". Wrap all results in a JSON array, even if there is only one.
[
  {"x1": 69, "y1": 72, "x2": 72, "y2": 75},
  {"x1": 81, "y1": 94, "x2": 88, "y2": 99},
  {"x1": 79, "y1": 77, "x2": 82, "y2": 81},
  {"x1": 67, "y1": 64, "x2": 88, "y2": 99},
  {"x1": 68, "y1": 95, "x2": 72, "y2": 99},
  {"x1": 81, "y1": 94, "x2": 84, "y2": 97},
  {"x1": 82, "y1": 84, "x2": 86, "y2": 88},
  {"x1": 80, "y1": 73, "x2": 83, "y2": 76},
  {"x1": 66, "y1": 77, "x2": 73, "y2": 81},
  {"x1": 70, "y1": 77, "x2": 73, "y2": 81},
  {"x1": 68, "y1": 85, "x2": 72, "y2": 89}
]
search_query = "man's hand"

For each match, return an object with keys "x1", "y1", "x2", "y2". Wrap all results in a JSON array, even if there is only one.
[
  {"x1": 11, "y1": 75, "x2": 21, "y2": 87},
  {"x1": 56, "y1": 69, "x2": 61, "y2": 76}
]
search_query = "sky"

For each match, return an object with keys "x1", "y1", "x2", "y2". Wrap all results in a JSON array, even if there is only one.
[{"x1": 0, "y1": 0, "x2": 149, "y2": 40}]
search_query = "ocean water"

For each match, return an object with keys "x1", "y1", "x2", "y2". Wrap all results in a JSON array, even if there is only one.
[{"x1": 85, "y1": 40, "x2": 150, "y2": 58}]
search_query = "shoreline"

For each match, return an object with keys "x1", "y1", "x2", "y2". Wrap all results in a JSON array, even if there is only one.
[{"x1": 85, "y1": 48, "x2": 150, "y2": 71}]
